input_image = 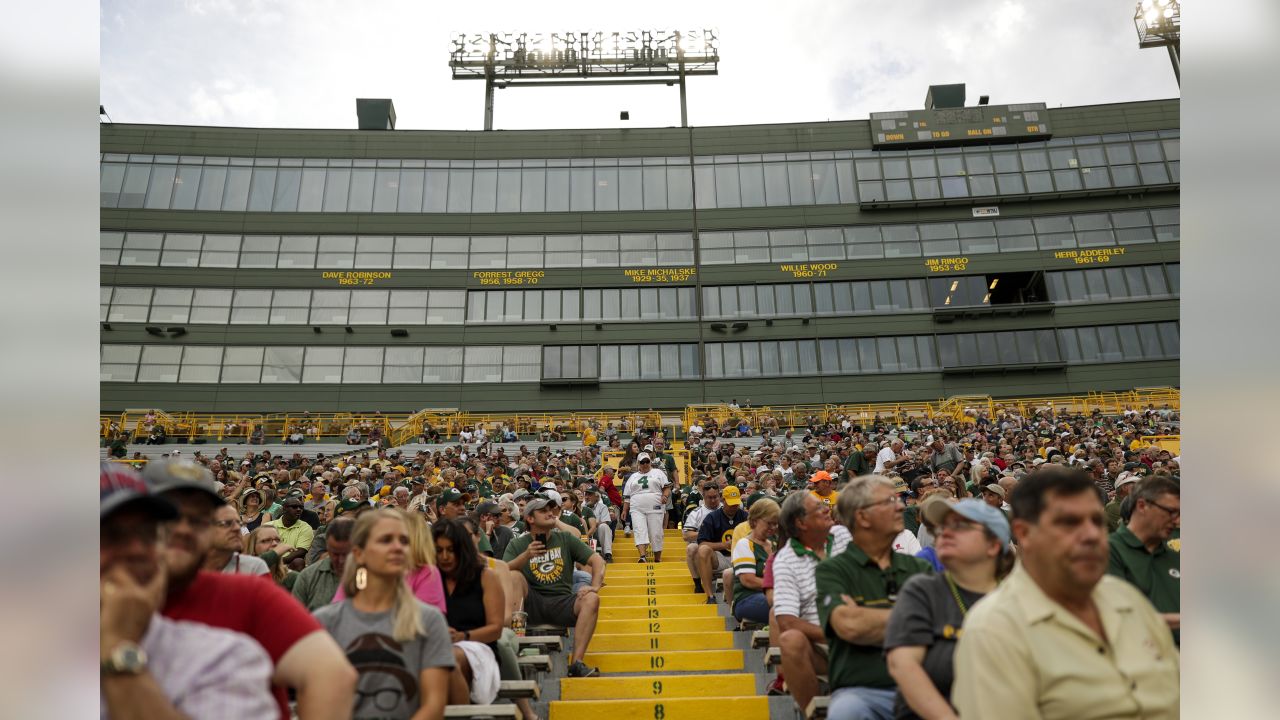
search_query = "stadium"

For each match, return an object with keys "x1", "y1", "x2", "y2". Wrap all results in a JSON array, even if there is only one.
[{"x1": 99, "y1": 26, "x2": 1181, "y2": 720}]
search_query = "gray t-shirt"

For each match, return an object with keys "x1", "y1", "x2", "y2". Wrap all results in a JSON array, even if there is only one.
[
  {"x1": 883, "y1": 573, "x2": 986, "y2": 720},
  {"x1": 222, "y1": 552, "x2": 270, "y2": 576},
  {"x1": 314, "y1": 600, "x2": 456, "y2": 720}
]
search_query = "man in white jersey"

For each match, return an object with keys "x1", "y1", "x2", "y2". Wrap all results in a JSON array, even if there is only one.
[{"x1": 622, "y1": 453, "x2": 671, "y2": 563}]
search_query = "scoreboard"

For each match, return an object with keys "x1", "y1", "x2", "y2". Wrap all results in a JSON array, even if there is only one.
[{"x1": 869, "y1": 103, "x2": 1050, "y2": 149}]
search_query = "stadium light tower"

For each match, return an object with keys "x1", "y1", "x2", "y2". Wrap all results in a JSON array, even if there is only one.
[{"x1": 1134, "y1": 0, "x2": 1180, "y2": 85}]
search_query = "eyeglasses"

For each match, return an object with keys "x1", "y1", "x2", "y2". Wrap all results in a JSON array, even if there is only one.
[
  {"x1": 213, "y1": 519, "x2": 242, "y2": 529},
  {"x1": 859, "y1": 496, "x2": 901, "y2": 511},
  {"x1": 1146, "y1": 499, "x2": 1180, "y2": 518}
]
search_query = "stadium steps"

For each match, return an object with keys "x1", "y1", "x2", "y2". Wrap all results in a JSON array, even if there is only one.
[{"x1": 548, "y1": 528, "x2": 775, "y2": 720}]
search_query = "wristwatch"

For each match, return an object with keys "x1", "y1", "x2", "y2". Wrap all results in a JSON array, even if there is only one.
[{"x1": 102, "y1": 642, "x2": 148, "y2": 676}]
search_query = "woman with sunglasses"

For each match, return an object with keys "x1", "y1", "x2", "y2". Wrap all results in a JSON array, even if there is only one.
[{"x1": 883, "y1": 499, "x2": 1015, "y2": 720}]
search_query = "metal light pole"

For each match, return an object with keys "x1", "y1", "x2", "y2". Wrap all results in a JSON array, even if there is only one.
[{"x1": 1134, "y1": 0, "x2": 1181, "y2": 86}]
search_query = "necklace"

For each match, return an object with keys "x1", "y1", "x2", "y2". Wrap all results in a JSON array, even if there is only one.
[{"x1": 944, "y1": 572, "x2": 969, "y2": 617}]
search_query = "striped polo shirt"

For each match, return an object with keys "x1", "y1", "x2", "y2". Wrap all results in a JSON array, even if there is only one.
[{"x1": 770, "y1": 525, "x2": 851, "y2": 625}]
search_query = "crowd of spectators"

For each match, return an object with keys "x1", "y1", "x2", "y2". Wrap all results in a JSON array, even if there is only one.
[{"x1": 101, "y1": 400, "x2": 1180, "y2": 719}]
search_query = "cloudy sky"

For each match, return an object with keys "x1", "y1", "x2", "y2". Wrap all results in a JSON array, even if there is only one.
[{"x1": 101, "y1": 0, "x2": 1179, "y2": 131}]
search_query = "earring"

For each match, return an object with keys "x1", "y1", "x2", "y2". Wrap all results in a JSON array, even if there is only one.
[{"x1": 355, "y1": 566, "x2": 368, "y2": 591}]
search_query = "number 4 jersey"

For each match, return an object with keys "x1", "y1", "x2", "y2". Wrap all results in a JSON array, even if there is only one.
[{"x1": 623, "y1": 470, "x2": 670, "y2": 513}]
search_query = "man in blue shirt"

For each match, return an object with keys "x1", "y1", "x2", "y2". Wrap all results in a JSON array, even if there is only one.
[{"x1": 693, "y1": 485, "x2": 747, "y2": 604}]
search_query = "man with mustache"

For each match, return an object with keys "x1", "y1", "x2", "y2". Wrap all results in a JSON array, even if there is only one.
[{"x1": 952, "y1": 466, "x2": 1179, "y2": 720}]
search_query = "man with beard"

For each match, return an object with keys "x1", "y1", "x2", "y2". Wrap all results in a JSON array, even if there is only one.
[
  {"x1": 952, "y1": 466, "x2": 1179, "y2": 720},
  {"x1": 100, "y1": 463, "x2": 275, "y2": 718},
  {"x1": 146, "y1": 459, "x2": 357, "y2": 719}
]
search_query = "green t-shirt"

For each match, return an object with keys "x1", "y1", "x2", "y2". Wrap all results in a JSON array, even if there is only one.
[
  {"x1": 902, "y1": 505, "x2": 920, "y2": 535},
  {"x1": 1108, "y1": 525, "x2": 1179, "y2": 642},
  {"x1": 815, "y1": 541, "x2": 933, "y2": 691},
  {"x1": 561, "y1": 511, "x2": 587, "y2": 535},
  {"x1": 502, "y1": 528, "x2": 593, "y2": 597}
]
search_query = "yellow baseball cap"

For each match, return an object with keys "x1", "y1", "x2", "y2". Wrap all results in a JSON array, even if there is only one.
[{"x1": 722, "y1": 485, "x2": 742, "y2": 506}]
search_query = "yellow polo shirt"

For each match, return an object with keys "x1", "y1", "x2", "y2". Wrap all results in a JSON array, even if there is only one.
[
  {"x1": 269, "y1": 518, "x2": 315, "y2": 553},
  {"x1": 953, "y1": 564, "x2": 1178, "y2": 720}
]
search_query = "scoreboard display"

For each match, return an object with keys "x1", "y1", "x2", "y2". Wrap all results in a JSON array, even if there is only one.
[{"x1": 869, "y1": 103, "x2": 1050, "y2": 149}]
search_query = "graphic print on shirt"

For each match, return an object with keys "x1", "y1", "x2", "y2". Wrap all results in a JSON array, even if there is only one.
[
  {"x1": 344, "y1": 633, "x2": 417, "y2": 714},
  {"x1": 530, "y1": 546, "x2": 565, "y2": 585}
]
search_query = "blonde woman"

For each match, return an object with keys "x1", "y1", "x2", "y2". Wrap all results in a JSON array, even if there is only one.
[
  {"x1": 730, "y1": 498, "x2": 779, "y2": 624},
  {"x1": 334, "y1": 509, "x2": 447, "y2": 615},
  {"x1": 244, "y1": 525, "x2": 296, "y2": 588},
  {"x1": 314, "y1": 509, "x2": 454, "y2": 720}
]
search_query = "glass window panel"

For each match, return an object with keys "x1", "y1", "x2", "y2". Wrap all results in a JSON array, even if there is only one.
[
  {"x1": 107, "y1": 287, "x2": 152, "y2": 322},
  {"x1": 787, "y1": 161, "x2": 815, "y2": 204},
  {"x1": 693, "y1": 165, "x2": 717, "y2": 208},
  {"x1": 1157, "y1": 322, "x2": 1179, "y2": 357},
  {"x1": 778, "y1": 340, "x2": 800, "y2": 375},
  {"x1": 857, "y1": 338, "x2": 878, "y2": 372},
  {"x1": 910, "y1": 157, "x2": 938, "y2": 177},
  {"x1": 836, "y1": 338, "x2": 858, "y2": 374},
  {"x1": 1122, "y1": 266, "x2": 1146, "y2": 297},
  {"x1": 956, "y1": 333, "x2": 980, "y2": 366},
  {"x1": 912, "y1": 178, "x2": 940, "y2": 199},
  {"x1": 142, "y1": 164, "x2": 176, "y2": 209},
  {"x1": 1109, "y1": 164, "x2": 1139, "y2": 187},
  {"x1": 937, "y1": 335, "x2": 958, "y2": 367},
  {"x1": 318, "y1": 235, "x2": 356, "y2": 268},
  {"x1": 855, "y1": 159, "x2": 882, "y2": 180},
  {"x1": 991, "y1": 151, "x2": 1020, "y2": 173},
  {"x1": 755, "y1": 285, "x2": 776, "y2": 316},
  {"x1": 582, "y1": 289, "x2": 601, "y2": 320},
  {"x1": 275, "y1": 234, "x2": 316, "y2": 269},
  {"x1": 494, "y1": 169, "x2": 521, "y2": 213},
  {"x1": 877, "y1": 337, "x2": 899, "y2": 371},
  {"x1": 422, "y1": 347, "x2": 463, "y2": 383},
  {"x1": 258, "y1": 347, "x2": 303, "y2": 383},
  {"x1": 1145, "y1": 265, "x2": 1170, "y2": 295},
  {"x1": 1024, "y1": 171, "x2": 1053, "y2": 193},
  {"x1": 599, "y1": 346, "x2": 620, "y2": 380},
  {"x1": 309, "y1": 290, "x2": 350, "y2": 324},
  {"x1": 659, "y1": 288, "x2": 678, "y2": 319},
  {"x1": 120, "y1": 232, "x2": 162, "y2": 266},
  {"x1": 1096, "y1": 325, "x2": 1122, "y2": 361},
  {"x1": 244, "y1": 168, "x2": 276, "y2": 211},
  {"x1": 619, "y1": 345, "x2": 640, "y2": 378},
  {"x1": 882, "y1": 158, "x2": 909, "y2": 179},
  {"x1": 857, "y1": 181, "x2": 886, "y2": 202},
  {"x1": 704, "y1": 344, "x2": 723, "y2": 379},
  {"x1": 1138, "y1": 324, "x2": 1163, "y2": 358},
  {"x1": 1105, "y1": 144, "x2": 1135, "y2": 164},
  {"x1": 267, "y1": 168, "x2": 300, "y2": 212},
  {"x1": 1117, "y1": 324, "x2": 1143, "y2": 359},
  {"x1": 1139, "y1": 163, "x2": 1170, "y2": 184},
  {"x1": 1052, "y1": 169, "x2": 1082, "y2": 191},
  {"x1": 642, "y1": 166, "x2": 668, "y2": 210},
  {"x1": 149, "y1": 288, "x2": 193, "y2": 323},
  {"x1": 1020, "y1": 150, "x2": 1050, "y2": 172},
  {"x1": 470, "y1": 169, "x2": 497, "y2": 213},
  {"x1": 293, "y1": 168, "x2": 326, "y2": 212},
  {"x1": 240, "y1": 234, "x2": 279, "y2": 268},
  {"x1": 964, "y1": 153, "x2": 994, "y2": 174},
  {"x1": 884, "y1": 242, "x2": 921, "y2": 258},
  {"x1": 885, "y1": 179, "x2": 912, "y2": 201},
  {"x1": 938, "y1": 176, "x2": 968, "y2": 198},
  {"x1": 388, "y1": 290, "x2": 428, "y2": 324},
  {"x1": 618, "y1": 168, "x2": 643, "y2": 211},
  {"x1": 1046, "y1": 271, "x2": 1068, "y2": 302},
  {"x1": 722, "y1": 343, "x2": 742, "y2": 378},
  {"x1": 440, "y1": 169, "x2": 470, "y2": 212},
  {"x1": 996, "y1": 173, "x2": 1025, "y2": 194},
  {"x1": 341, "y1": 168, "x2": 373, "y2": 212},
  {"x1": 713, "y1": 164, "x2": 741, "y2": 208},
  {"x1": 812, "y1": 160, "x2": 839, "y2": 204},
  {"x1": 318, "y1": 168, "x2": 349, "y2": 212},
  {"x1": 1077, "y1": 145, "x2": 1107, "y2": 166},
  {"x1": 896, "y1": 336, "x2": 919, "y2": 370},
  {"x1": 665, "y1": 166, "x2": 692, "y2": 210},
  {"x1": 165, "y1": 165, "x2": 201, "y2": 210},
  {"x1": 592, "y1": 167, "x2": 618, "y2": 211},
  {"x1": 602, "y1": 289, "x2": 621, "y2": 321},
  {"x1": 565, "y1": 168, "x2": 592, "y2": 212},
  {"x1": 797, "y1": 340, "x2": 818, "y2": 375},
  {"x1": 763, "y1": 163, "x2": 790, "y2": 206},
  {"x1": 368, "y1": 169, "x2": 398, "y2": 212},
  {"x1": 159, "y1": 233, "x2": 201, "y2": 268},
  {"x1": 813, "y1": 283, "x2": 834, "y2": 314},
  {"x1": 100, "y1": 163, "x2": 127, "y2": 207},
  {"x1": 514, "y1": 168, "x2": 545, "y2": 212},
  {"x1": 524, "y1": 290, "x2": 544, "y2": 322}
]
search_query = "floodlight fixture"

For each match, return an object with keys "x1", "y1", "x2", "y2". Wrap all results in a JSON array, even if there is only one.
[
  {"x1": 1134, "y1": 0, "x2": 1180, "y2": 85},
  {"x1": 449, "y1": 29, "x2": 719, "y2": 130}
]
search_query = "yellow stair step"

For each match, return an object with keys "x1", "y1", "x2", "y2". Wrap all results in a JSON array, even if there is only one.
[
  {"x1": 605, "y1": 565, "x2": 693, "y2": 576},
  {"x1": 584, "y1": 649, "x2": 744, "y2": 673},
  {"x1": 602, "y1": 577, "x2": 695, "y2": 589},
  {"x1": 599, "y1": 604, "x2": 721, "y2": 620},
  {"x1": 599, "y1": 594, "x2": 716, "y2": 607},
  {"x1": 550, "y1": 696, "x2": 769, "y2": 720},
  {"x1": 608, "y1": 555, "x2": 687, "y2": 563},
  {"x1": 594, "y1": 616, "x2": 726, "y2": 634},
  {"x1": 586, "y1": 631, "x2": 735, "y2": 652},
  {"x1": 561, "y1": 672, "x2": 755, "y2": 700},
  {"x1": 598, "y1": 586, "x2": 699, "y2": 599}
]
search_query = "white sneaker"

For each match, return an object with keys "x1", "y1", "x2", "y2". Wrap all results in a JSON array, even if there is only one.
[{"x1": 624, "y1": 528, "x2": 632, "y2": 537}]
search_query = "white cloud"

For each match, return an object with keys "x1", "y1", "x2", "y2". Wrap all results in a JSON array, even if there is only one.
[{"x1": 100, "y1": 0, "x2": 1179, "y2": 130}]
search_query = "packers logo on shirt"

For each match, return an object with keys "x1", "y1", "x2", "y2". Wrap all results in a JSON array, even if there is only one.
[
  {"x1": 1166, "y1": 538, "x2": 1180, "y2": 553},
  {"x1": 531, "y1": 547, "x2": 565, "y2": 584},
  {"x1": 722, "y1": 529, "x2": 735, "y2": 544}
]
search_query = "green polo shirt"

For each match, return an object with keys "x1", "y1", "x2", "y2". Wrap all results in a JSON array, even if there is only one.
[
  {"x1": 902, "y1": 505, "x2": 920, "y2": 535},
  {"x1": 815, "y1": 540, "x2": 933, "y2": 691},
  {"x1": 1108, "y1": 525, "x2": 1179, "y2": 618}
]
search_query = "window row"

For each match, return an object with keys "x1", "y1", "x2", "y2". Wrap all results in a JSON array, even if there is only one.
[
  {"x1": 101, "y1": 264, "x2": 1180, "y2": 327},
  {"x1": 99, "y1": 133, "x2": 1178, "y2": 170},
  {"x1": 99, "y1": 231, "x2": 695, "y2": 269},
  {"x1": 100, "y1": 323, "x2": 1178, "y2": 384},
  {"x1": 100, "y1": 287, "x2": 467, "y2": 325},
  {"x1": 99, "y1": 345, "x2": 540, "y2": 384},
  {"x1": 698, "y1": 208, "x2": 1179, "y2": 264},
  {"x1": 542, "y1": 344, "x2": 702, "y2": 381},
  {"x1": 1045, "y1": 265, "x2": 1179, "y2": 304},
  {"x1": 99, "y1": 207, "x2": 1177, "y2": 271},
  {"x1": 100, "y1": 133, "x2": 1180, "y2": 213}
]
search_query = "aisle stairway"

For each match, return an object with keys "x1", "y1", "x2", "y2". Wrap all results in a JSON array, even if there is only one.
[{"x1": 549, "y1": 527, "x2": 772, "y2": 720}]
